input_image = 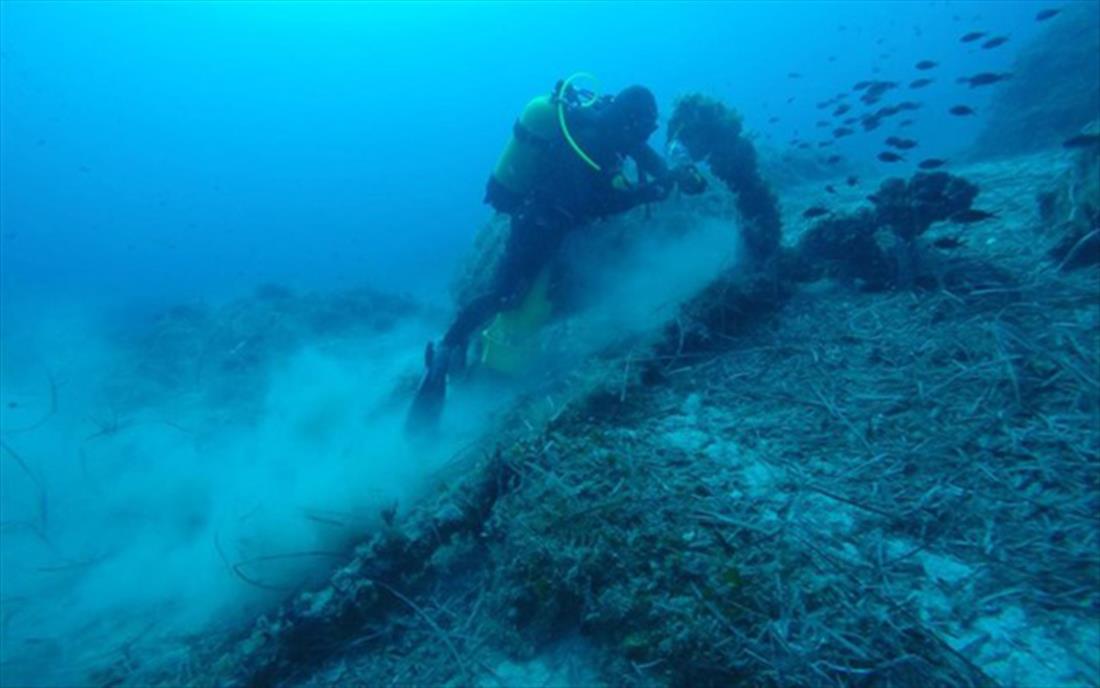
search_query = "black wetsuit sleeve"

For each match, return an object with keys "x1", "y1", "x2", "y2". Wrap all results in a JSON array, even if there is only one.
[{"x1": 630, "y1": 143, "x2": 670, "y2": 183}]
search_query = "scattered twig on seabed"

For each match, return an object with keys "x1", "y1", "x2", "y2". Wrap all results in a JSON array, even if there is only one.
[
  {"x1": 373, "y1": 579, "x2": 471, "y2": 686},
  {"x1": 0, "y1": 438, "x2": 48, "y2": 535}
]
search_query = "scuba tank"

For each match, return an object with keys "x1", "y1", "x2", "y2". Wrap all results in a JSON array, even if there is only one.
[{"x1": 488, "y1": 74, "x2": 605, "y2": 211}]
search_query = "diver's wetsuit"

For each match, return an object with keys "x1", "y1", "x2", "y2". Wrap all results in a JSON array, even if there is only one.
[
  {"x1": 441, "y1": 203, "x2": 572, "y2": 351},
  {"x1": 407, "y1": 85, "x2": 672, "y2": 434},
  {"x1": 441, "y1": 100, "x2": 671, "y2": 353}
]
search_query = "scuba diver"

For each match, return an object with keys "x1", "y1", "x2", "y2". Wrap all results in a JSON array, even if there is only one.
[{"x1": 406, "y1": 77, "x2": 705, "y2": 434}]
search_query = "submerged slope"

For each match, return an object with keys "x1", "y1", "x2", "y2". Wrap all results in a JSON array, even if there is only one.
[{"x1": 134, "y1": 146, "x2": 1099, "y2": 688}]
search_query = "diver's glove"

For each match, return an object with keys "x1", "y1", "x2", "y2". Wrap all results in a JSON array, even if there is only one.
[{"x1": 672, "y1": 164, "x2": 707, "y2": 195}]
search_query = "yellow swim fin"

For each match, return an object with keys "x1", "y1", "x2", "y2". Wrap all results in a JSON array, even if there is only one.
[{"x1": 479, "y1": 268, "x2": 554, "y2": 375}]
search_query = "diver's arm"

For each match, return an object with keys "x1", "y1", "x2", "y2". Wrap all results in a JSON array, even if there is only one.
[
  {"x1": 596, "y1": 176, "x2": 671, "y2": 215},
  {"x1": 630, "y1": 143, "x2": 670, "y2": 182}
]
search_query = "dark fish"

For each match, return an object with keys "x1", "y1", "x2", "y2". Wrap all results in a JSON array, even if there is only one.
[
  {"x1": 1035, "y1": 8, "x2": 1060, "y2": 21},
  {"x1": 896, "y1": 101, "x2": 922, "y2": 111},
  {"x1": 797, "y1": 142, "x2": 811, "y2": 149},
  {"x1": 833, "y1": 104, "x2": 851, "y2": 116},
  {"x1": 950, "y1": 209, "x2": 997, "y2": 223},
  {"x1": 918, "y1": 158, "x2": 947, "y2": 169},
  {"x1": 949, "y1": 105, "x2": 976, "y2": 116},
  {"x1": 982, "y1": 36, "x2": 1009, "y2": 49},
  {"x1": 885, "y1": 136, "x2": 918, "y2": 150},
  {"x1": 833, "y1": 127, "x2": 855, "y2": 138},
  {"x1": 786, "y1": 96, "x2": 795, "y2": 103},
  {"x1": 1062, "y1": 134, "x2": 1100, "y2": 149},
  {"x1": 769, "y1": 116, "x2": 780, "y2": 123},
  {"x1": 932, "y1": 236, "x2": 966, "y2": 249},
  {"x1": 915, "y1": 60, "x2": 937, "y2": 70},
  {"x1": 825, "y1": 185, "x2": 837, "y2": 194},
  {"x1": 803, "y1": 206, "x2": 830, "y2": 219},
  {"x1": 958, "y1": 72, "x2": 1011, "y2": 87},
  {"x1": 960, "y1": 31, "x2": 986, "y2": 42},
  {"x1": 788, "y1": 72, "x2": 803, "y2": 79},
  {"x1": 899, "y1": 119, "x2": 915, "y2": 127},
  {"x1": 878, "y1": 151, "x2": 905, "y2": 162},
  {"x1": 846, "y1": 175, "x2": 859, "y2": 186},
  {"x1": 826, "y1": 154, "x2": 842, "y2": 164},
  {"x1": 853, "y1": 80, "x2": 872, "y2": 91},
  {"x1": 910, "y1": 78, "x2": 934, "y2": 89},
  {"x1": 828, "y1": 55, "x2": 837, "y2": 62},
  {"x1": 843, "y1": 116, "x2": 858, "y2": 125},
  {"x1": 816, "y1": 120, "x2": 829, "y2": 127},
  {"x1": 817, "y1": 140, "x2": 834, "y2": 148}
]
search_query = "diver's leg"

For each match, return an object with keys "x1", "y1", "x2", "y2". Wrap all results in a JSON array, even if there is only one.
[
  {"x1": 441, "y1": 211, "x2": 560, "y2": 361},
  {"x1": 406, "y1": 210, "x2": 566, "y2": 435}
]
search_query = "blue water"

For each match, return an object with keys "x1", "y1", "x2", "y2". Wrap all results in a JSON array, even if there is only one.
[
  {"x1": 0, "y1": 2, "x2": 1089, "y2": 686},
  {"x1": 1, "y1": 1, "x2": 1045, "y2": 316}
]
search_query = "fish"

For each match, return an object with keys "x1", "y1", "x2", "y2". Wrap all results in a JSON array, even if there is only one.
[
  {"x1": 816, "y1": 120, "x2": 829, "y2": 128},
  {"x1": 949, "y1": 105, "x2": 976, "y2": 116},
  {"x1": 982, "y1": 36, "x2": 1009, "y2": 49},
  {"x1": 825, "y1": 154, "x2": 843, "y2": 164},
  {"x1": 769, "y1": 116, "x2": 780, "y2": 123},
  {"x1": 910, "y1": 78, "x2": 934, "y2": 89},
  {"x1": 786, "y1": 96, "x2": 795, "y2": 103},
  {"x1": 915, "y1": 60, "x2": 937, "y2": 70},
  {"x1": 846, "y1": 175, "x2": 859, "y2": 186},
  {"x1": 885, "y1": 136, "x2": 918, "y2": 150},
  {"x1": 833, "y1": 104, "x2": 851, "y2": 116},
  {"x1": 899, "y1": 119, "x2": 915, "y2": 127},
  {"x1": 918, "y1": 158, "x2": 948, "y2": 169},
  {"x1": 797, "y1": 142, "x2": 811, "y2": 149},
  {"x1": 1035, "y1": 8, "x2": 1060, "y2": 21},
  {"x1": 833, "y1": 127, "x2": 855, "y2": 138},
  {"x1": 958, "y1": 72, "x2": 1011, "y2": 87},
  {"x1": 853, "y1": 80, "x2": 872, "y2": 91},
  {"x1": 932, "y1": 236, "x2": 967, "y2": 249},
  {"x1": 817, "y1": 140, "x2": 834, "y2": 148},
  {"x1": 802, "y1": 206, "x2": 830, "y2": 219},
  {"x1": 950, "y1": 209, "x2": 997, "y2": 223},
  {"x1": 825, "y1": 185, "x2": 837, "y2": 194},
  {"x1": 788, "y1": 72, "x2": 803, "y2": 79},
  {"x1": 960, "y1": 31, "x2": 986, "y2": 42},
  {"x1": 843, "y1": 116, "x2": 858, "y2": 125},
  {"x1": 1062, "y1": 134, "x2": 1100, "y2": 149},
  {"x1": 878, "y1": 151, "x2": 905, "y2": 162}
]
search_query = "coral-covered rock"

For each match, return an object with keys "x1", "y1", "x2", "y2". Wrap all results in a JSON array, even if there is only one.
[
  {"x1": 1040, "y1": 121, "x2": 1100, "y2": 270},
  {"x1": 870, "y1": 172, "x2": 979, "y2": 241},
  {"x1": 668, "y1": 94, "x2": 782, "y2": 264}
]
